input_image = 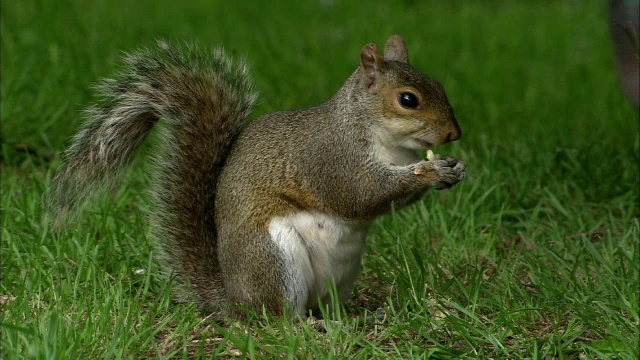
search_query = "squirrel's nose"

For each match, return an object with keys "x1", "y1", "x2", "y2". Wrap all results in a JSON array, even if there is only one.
[
  {"x1": 446, "y1": 125, "x2": 461, "y2": 143},
  {"x1": 444, "y1": 110, "x2": 462, "y2": 143},
  {"x1": 447, "y1": 130, "x2": 460, "y2": 142}
]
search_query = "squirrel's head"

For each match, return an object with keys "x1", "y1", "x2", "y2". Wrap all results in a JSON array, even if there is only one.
[{"x1": 358, "y1": 35, "x2": 461, "y2": 150}]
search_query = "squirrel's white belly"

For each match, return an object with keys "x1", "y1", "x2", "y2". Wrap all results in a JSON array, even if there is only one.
[{"x1": 268, "y1": 212, "x2": 368, "y2": 314}]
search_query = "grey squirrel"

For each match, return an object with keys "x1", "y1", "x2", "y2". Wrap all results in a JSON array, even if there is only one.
[{"x1": 46, "y1": 35, "x2": 465, "y2": 318}]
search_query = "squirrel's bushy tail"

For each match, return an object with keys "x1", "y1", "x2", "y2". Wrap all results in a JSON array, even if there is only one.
[{"x1": 46, "y1": 40, "x2": 257, "y2": 308}]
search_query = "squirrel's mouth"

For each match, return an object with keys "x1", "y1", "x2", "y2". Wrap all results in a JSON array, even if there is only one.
[{"x1": 406, "y1": 137, "x2": 434, "y2": 150}]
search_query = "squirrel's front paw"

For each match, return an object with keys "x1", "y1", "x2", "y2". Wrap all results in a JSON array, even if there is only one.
[{"x1": 413, "y1": 156, "x2": 466, "y2": 190}]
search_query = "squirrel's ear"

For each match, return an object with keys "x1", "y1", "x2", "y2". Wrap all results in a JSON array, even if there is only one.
[
  {"x1": 384, "y1": 35, "x2": 409, "y2": 64},
  {"x1": 360, "y1": 43, "x2": 382, "y2": 89}
]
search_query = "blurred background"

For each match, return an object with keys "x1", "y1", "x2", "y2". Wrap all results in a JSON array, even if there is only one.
[{"x1": 610, "y1": 0, "x2": 639, "y2": 108}]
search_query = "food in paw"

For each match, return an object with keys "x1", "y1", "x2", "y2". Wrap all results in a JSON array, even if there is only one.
[{"x1": 426, "y1": 149, "x2": 440, "y2": 161}]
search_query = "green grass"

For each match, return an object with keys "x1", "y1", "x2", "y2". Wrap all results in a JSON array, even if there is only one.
[{"x1": 2, "y1": 0, "x2": 638, "y2": 358}]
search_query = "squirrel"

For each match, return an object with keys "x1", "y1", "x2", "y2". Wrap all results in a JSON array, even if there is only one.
[{"x1": 46, "y1": 35, "x2": 465, "y2": 318}]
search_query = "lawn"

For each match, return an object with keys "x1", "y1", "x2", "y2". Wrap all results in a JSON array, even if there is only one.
[{"x1": 2, "y1": 0, "x2": 638, "y2": 358}]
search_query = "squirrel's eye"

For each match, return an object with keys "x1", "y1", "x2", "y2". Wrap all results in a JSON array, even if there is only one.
[{"x1": 399, "y1": 92, "x2": 419, "y2": 109}]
